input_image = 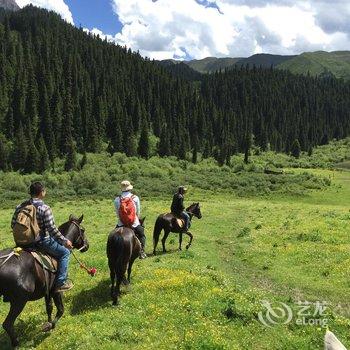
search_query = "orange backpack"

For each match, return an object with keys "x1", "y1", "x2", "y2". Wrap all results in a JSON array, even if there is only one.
[{"x1": 118, "y1": 195, "x2": 136, "y2": 227}]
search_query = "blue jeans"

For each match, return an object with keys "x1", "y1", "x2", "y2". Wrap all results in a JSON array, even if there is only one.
[
  {"x1": 181, "y1": 212, "x2": 191, "y2": 231},
  {"x1": 36, "y1": 236, "x2": 70, "y2": 287}
]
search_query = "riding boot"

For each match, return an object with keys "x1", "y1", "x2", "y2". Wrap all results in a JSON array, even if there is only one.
[{"x1": 139, "y1": 236, "x2": 147, "y2": 259}]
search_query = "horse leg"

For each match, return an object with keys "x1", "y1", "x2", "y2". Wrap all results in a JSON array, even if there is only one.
[
  {"x1": 50, "y1": 292, "x2": 64, "y2": 329},
  {"x1": 113, "y1": 278, "x2": 122, "y2": 306},
  {"x1": 127, "y1": 257, "x2": 137, "y2": 283},
  {"x1": 42, "y1": 295, "x2": 54, "y2": 332},
  {"x1": 2, "y1": 300, "x2": 26, "y2": 347},
  {"x1": 161, "y1": 230, "x2": 170, "y2": 253},
  {"x1": 179, "y1": 233, "x2": 183, "y2": 251},
  {"x1": 109, "y1": 263, "x2": 116, "y2": 299},
  {"x1": 153, "y1": 228, "x2": 161, "y2": 255},
  {"x1": 185, "y1": 231, "x2": 193, "y2": 250}
]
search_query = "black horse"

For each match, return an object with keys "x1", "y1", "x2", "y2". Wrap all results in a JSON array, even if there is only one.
[
  {"x1": 153, "y1": 203, "x2": 202, "y2": 255},
  {"x1": 107, "y1": 218, "x2": 145, "y2": 306},
  {"x1": 0, "y1": 215, "x2": 88, "y2": 348}
]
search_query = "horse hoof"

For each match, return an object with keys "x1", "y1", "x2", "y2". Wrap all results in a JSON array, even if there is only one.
[
  {"x1": 42, "y1": 322, "x2": 53, "y2": 332},
  {"x1": 186, "y1": 245, "x2": 190, "y2": 250},
  {"x1": 112, "y1": 301, "x2": 119, "y2": 306},
  {"x1": 12, "y1": 338, "x2": 19, "y2": 348}
]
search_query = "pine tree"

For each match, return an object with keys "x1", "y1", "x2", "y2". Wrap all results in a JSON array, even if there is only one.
[
  {"x1": 80, "y1": 152, "x2": 87, "y2": 169},
  {"x1": 0, "y1": 134, "x2": 9, "y2": 171},
  {"x1": 158, "y1": 127, "x2": 170, "y2": 157},
  {"x1": 64, "y1": 140, "x2": 77, "y2": 171},
  {"x1": 37, "y1": 135, "x2": 50, "y2": 172},
  {"x1": 291, "y1": 139, "x2": 301, "y2": 158},
  {"x1": 11, "y1": 123, "x2": 28, "y2": 171},
  {"x1": 307, "y1": 146, "x2": 313, "y2": 157},
  {"x1": 138, "y1": 118, "x2": 150, "y2": 159},
  {"x1": 25, "y1": 134, "x2": 40, "y2": 173}
]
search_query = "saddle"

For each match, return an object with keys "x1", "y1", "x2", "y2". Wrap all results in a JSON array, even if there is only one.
[{"x1": 31, "y1": 251, "x2": 57, "y2": 273}]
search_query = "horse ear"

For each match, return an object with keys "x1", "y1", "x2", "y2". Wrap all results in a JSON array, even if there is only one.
[
  {"x1": 142, "y1": 216, "x2": 146, "y2": 222},
  {"x1": 78, "y1": 214, "x2": 84, "y2": 224},
  {"x1": 69, "y1": 214, "x2": 73, "y2": 221}
]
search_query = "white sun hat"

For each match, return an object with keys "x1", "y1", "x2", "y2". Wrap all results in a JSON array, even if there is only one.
[{"x1": 121, "y1": 180, "x2": 133, "y2": 192}]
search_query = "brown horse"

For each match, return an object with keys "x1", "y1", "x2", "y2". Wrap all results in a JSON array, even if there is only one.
[
  {"x1": 0, "y1": 215, "x2": 88, "y2": 348},
  {"x1": 106, "y1": 218, "x2": 145, "y2": 305},
  {"x1": 152, "y1": 203, "x2": 202, "y2": 255}
]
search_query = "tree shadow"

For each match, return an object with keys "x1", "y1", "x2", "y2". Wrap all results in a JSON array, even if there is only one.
[{"x1": 70, "y1": 279, "x2": 111, "y2": 315}]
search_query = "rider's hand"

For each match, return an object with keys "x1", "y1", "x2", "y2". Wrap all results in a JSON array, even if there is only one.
[{"x1": 65, "y1": 240, "x2": 73, "y2": 249}]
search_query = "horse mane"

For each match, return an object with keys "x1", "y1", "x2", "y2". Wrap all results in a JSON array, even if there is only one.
[{"x1": 186, "y1": 203, "x2": 198, "y2": 212}]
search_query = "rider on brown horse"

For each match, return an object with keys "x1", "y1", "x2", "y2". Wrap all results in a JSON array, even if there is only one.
[
  {"x1": 114, "y1": 180, "x2": 147, "y2": 259},
  {"x1": 171, "y1": 186, "x2": 190, "y2": 231},
  {"x1": 11, "y1": 182, "x2": 74, "y2": 293}
]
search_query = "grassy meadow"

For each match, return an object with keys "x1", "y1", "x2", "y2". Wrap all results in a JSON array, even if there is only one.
[{"x1": 1, "y1": 141, "x2": 350, "y2": 349}]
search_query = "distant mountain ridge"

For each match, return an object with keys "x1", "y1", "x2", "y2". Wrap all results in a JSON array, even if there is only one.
[
  {"x1": 0, "y1": 0, "x2": 20, "y2": 11},
  {"x1": 163, "y1": 51, "x2": 350, "y2": 80}
]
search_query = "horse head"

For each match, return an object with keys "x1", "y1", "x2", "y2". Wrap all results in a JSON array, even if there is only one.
[
  {"x1": 59, "y1": 214, "x2": 89, "y2": 253},
  {"x1": 186, "y1": 203, "x2": 202, "y2": 219}
]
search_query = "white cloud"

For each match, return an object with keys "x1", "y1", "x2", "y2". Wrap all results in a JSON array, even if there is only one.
[
  {"x1": 109, "y1": 0, "x2": 350, "y2": 59},
  {"x1": 15, "y1": 0, "x2": 74, "y2": 24}
]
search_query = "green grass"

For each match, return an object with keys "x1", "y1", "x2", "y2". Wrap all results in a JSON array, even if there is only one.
[
  {"x1": 1, "y1": 167, "x2": 350, "y2": 349},
  {"x1": 277, "y1": 51, "x2": 350, "y2": 80}
]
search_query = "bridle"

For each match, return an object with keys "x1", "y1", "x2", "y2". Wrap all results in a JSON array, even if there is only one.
[
  {"x1": 186, "y1": 203, "x2": 201, "y2": 219},
  {"x1": 70, "y1": 220, "x2": 87, "y2": 252}
]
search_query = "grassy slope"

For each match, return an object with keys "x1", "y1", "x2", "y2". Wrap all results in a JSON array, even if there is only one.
[
  {"x1": 1, "y1": 168, "x2": 350, "y2": 349},
  {"x1": 235, "y1": 54, "x2": 296, "y2": 68},
  {"x1": 186, "y1": 57, "x2": 242, "y2": 73},
  {"x1": 277, "y1": 51, "x2": 350, "y2": 79},
  {"x1": 176, "y1": 51, "x2": 350, "y2": 78}
]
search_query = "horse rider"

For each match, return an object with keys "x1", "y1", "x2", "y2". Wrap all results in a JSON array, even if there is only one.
[
  {"x1": 114, "y1": 180, "x2": 147, "y2": 259},
  {"x1": 171, "y1": 186, "x2": 190, "y2": 232},
  {"x1": 11, "y1": 182, "x2": 74, "y2": 292}
]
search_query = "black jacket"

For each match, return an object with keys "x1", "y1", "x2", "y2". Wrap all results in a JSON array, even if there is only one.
[{"x1": 171, "y1": 193, "x2": 185, "y2": 215}]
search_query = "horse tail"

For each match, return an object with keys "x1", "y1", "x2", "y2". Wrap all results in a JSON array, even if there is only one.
[
  {"x1": 110, "y1": 234, "x2": 127, "y2": 280},
  {"x1": 153, "y1": 216, "x2": 163, "y2": 251}
]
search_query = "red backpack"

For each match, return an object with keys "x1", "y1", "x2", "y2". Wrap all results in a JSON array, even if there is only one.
[{"x1": 118, "y1": 195, "x2": 136, "y2": 227}]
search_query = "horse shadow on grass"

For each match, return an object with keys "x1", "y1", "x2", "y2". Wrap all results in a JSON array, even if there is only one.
[{"x1": 70, "y1": 279, "x2": 111, "y2": 315}]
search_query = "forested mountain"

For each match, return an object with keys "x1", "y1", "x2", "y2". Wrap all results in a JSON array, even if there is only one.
[
  {"x1": 173, "y1": 51, "x2": 350, "y2": 79},
  {"x1": 0, "y1": 6, "x2": 350, "y2": 173},
  {"x1": 178, "y1": 54, "x2": 294, "y2": 73},
  {"x1": 186, "y1": 57, "x2": 243, "y2": 73},
  {"x1": 157, "y1": 60, "x2": 202, "y2": 81}
]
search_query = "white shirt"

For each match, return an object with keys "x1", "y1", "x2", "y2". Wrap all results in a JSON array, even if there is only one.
[{"x1": 114, "y1": 191, "x2": 141, "y2": 228}]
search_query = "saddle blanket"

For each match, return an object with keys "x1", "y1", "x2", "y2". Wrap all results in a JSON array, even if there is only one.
[{"x1": 31, "y1": 251, "x2": 57, "y2": 273}]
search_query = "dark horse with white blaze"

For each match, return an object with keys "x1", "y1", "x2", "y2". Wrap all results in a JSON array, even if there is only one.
[
  {"x1": 153, "y1": 203, "x2": 202, "y2": 255},
  {"x1": 0, "y1": 215, "x2": 88, "y2": 348},
  {"x1": 107, "y1": 218, "x2": 144, "y2": 305}
]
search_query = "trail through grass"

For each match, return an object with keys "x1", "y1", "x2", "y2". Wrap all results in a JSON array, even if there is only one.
[{"x1": 1, "y1": 169, "x2": 350, "y2": 349}]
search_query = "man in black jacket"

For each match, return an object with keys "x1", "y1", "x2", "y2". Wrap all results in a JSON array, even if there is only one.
[{"x1": 170, "y1": 186, "x2": 190, "y2": 231}]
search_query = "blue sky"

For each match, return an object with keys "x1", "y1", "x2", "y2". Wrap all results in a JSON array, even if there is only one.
[{"x1": 65, "y1": 0, "x2": 122, "y2": 35}]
